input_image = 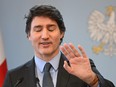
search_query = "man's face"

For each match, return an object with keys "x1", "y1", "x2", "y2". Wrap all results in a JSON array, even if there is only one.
[{"x1": 28, "y1": 16, "x2": 64, "y2": 60}]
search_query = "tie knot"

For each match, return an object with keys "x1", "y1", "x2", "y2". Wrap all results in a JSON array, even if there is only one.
[{"x1": 44, "y1": 63, "x2": 52, "y2": 72}]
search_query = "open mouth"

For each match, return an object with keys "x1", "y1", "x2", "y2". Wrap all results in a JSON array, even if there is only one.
[{"x1": 40, "y1": 42, "x2": 52, "y2": 47}]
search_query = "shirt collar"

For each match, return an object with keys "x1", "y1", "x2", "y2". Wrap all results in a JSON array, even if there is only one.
[{"x1": 34, "y1": 51, "x2": 61, "y2": 72}]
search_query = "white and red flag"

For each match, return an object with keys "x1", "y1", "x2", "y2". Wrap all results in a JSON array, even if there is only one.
[{"x1": 0, "y1": 32, "x2": 7, "y2": 87}]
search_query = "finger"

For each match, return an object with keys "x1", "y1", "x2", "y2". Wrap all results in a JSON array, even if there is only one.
[
  {"x1": 60, "y1": 45, "x2": 71, "y2": 60},
  {"x1": 69, "y1": 43, "x2": 81, "y2": 57},
  {"x1": 63, "y1": 43, "x2": 76, "y2": 58},
  {"x1": 78, "y1": 45, "x2": 88, "y2": 58},
  {"x1": 63, "y1": 61, "x2": 72, "y2": 73}
]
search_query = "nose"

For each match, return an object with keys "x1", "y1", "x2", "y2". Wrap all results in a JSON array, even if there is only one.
[{"x1": 41, "y1": 29, "x2": 49, "y2": 40}]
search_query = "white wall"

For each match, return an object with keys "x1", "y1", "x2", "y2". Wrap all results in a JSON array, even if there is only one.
[{"x1": 0, "y1": 0, "x2": 116, "y2": 85}]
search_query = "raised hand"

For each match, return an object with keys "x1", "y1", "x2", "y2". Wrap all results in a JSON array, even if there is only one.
[{"x1": 60, "y1": 43, "x2": 98, "y2": 86}]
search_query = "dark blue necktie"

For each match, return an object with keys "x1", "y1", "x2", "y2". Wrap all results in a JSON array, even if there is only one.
[{"x1": 42, "y1": 63, "x2": 54, "y2": 87}]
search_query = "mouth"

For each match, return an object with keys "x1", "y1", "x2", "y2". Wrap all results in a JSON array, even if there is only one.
[{"x1": 40, "y1": 42, "x2": 52, "y2": 47}]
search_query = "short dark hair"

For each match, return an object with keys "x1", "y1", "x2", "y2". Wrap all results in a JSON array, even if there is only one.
[{"x1": 25, "y1": 5, "x2": 66, "y2": 42}]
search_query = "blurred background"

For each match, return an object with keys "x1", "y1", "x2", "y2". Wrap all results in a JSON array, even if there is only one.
[{"x1": 0, "y1": 0, "x2": 116, "y2": 85}]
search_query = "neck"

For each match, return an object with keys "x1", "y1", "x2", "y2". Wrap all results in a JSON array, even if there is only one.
[{"x1": 35, "y1": 50, "x2": 60, "y2": 62}]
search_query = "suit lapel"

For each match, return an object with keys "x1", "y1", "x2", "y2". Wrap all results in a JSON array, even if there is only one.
[
  {"x1": 24, "y1": 58, "x2": 37, "y2": 87},
  {"x1": 56, "y1": 54, "x2": 88, "y2": 87},
  {"x1": 56, "y1": 53, "x2": 70, "y2": 87}
]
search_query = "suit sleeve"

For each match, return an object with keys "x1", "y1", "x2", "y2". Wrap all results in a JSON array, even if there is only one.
[
  {"x1": 89, "y1": 59, "x2": 115, "y2": 87},
  {"x1": 3, "y1": 71, "x2": 12, "y2": 87}
]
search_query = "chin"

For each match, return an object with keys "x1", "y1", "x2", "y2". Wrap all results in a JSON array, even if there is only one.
[{"x1": 40, "y1": 51, "x2": 52, "y2": 55}]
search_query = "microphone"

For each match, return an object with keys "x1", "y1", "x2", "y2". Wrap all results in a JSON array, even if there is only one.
[
  {"x1": 14, "y1": 77, "x2": 24, "y2": 87},
  {"x1": 36, "y1": 78, "x2": 41, "y2": 87}
]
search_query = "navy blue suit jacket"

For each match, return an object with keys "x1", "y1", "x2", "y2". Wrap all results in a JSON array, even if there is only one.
[{"x1": 3, "y1": 53, "x2": 115, "y2": 87}]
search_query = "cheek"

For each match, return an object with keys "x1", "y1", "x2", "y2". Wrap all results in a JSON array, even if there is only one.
[
  {"x1": 28, "y1": 35, "x2": 38, "y2": 43},
  {"x1": 53, "y1": 34, "x2": 62, "y2": 43}
]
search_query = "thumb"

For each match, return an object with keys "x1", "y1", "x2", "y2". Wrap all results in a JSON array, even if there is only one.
[{"x1": 63, "y1": 61, "x2": 72, "y2": 73}]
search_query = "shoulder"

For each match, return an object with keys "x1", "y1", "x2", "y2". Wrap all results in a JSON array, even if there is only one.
[{"x1": 7, "y1": 58, "x2": 34, "y2": 75}]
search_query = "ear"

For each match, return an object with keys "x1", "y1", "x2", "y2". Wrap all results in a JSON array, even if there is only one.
[
  {"x1": 60, "y1": 32, "x2": 65, "y2": 39},
  {"x1": 27, "y1": 33, "x2": 31, "y2": 40}
]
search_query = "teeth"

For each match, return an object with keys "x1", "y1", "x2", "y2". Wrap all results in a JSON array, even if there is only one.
[
  {"x1": 43, "y1": 43, "x2": 48, "y2": 45},
  {"x1": 42, "y1": 42, "x2": 50, "y2": 44}
]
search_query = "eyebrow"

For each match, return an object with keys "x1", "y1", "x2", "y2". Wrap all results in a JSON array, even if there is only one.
[
  {"x1": 47, "y1": 24, "x2": 56, "y2": 27},
  {"x1": 33, "y1": 23, "x2": 57, "y2": 29},
  {"x1": 33, "y1": 25, "x2": 42, "y2": 28}
]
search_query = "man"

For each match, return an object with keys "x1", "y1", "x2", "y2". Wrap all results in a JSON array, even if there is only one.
[{"x1": 3, "y1": 5, "x2": 115, "y2": 87}]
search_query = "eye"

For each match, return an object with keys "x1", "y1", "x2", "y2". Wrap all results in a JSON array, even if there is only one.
[
  {"x1": 33, "y1": 26, "x2": 42, "y2": 32},
  {"x1": 48, "y1": 25, "x2": 56, "y2": 31}
]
